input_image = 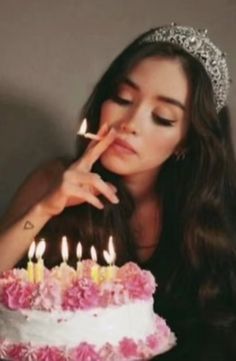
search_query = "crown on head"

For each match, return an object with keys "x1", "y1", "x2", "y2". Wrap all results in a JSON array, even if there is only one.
[{"x1": 139, "y1": 24, "x2": 230, "y2": 112}]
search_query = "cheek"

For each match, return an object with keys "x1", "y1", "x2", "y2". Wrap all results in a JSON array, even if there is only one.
[
  {"x1": 148, "y1": 127, "x2": 186, "y2": 155},
  {"x1": 100, "y1": 103, "x2": 108, "y2": 126},
  {"x1": 100, "y1": 101, "x2": 117, "y2": 127}
]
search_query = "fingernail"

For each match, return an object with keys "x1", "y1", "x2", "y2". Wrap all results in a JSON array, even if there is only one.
[
  {"x1": 98, "y1": 202, "x2": 104, "y2": 209},
  {"x1": 108, "y1": 128, "x2": 116, "y2": 136},
  {"x1": 112, "y1": 196, "x2": 119, "y2": 204}
]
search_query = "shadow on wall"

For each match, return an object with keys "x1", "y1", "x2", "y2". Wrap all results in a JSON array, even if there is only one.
[{"x1": 0, "y1": 87, "x2": 74, "y2": 216}]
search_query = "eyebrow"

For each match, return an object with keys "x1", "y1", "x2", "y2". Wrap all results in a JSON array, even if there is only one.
[{"x1": 122, "y1": 77, "x2": 186, "y2": 112}]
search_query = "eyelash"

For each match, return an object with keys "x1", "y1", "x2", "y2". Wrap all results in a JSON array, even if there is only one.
[
  {"x1": 152, "y1": 114, "x2": 175, "y2": 127},
  {"x1": 111, "y1": 95, "x2": 175, "y2": 127},
  {"x1": 111, "y1": 94, "x2": 132, "y2": 105}
]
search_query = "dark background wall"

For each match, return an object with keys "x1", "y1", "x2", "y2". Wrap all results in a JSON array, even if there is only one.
[{"x1": 0, "y1": 0, "x2": 235, "y2": 216}]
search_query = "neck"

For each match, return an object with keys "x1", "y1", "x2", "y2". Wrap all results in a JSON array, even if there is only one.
[
  {"x1": 130, "y1": 193, "x2": 162, "y2": 264},
  {"x1": 123, "y1": 168, "x2": 160, "y2": 203}
]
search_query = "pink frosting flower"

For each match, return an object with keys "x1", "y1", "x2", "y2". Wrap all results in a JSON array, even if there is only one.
[
  {"x1": 146, "y1": 334, "x2": 160, "y2": 351},
  {"x1": 0, "y1": 269, "x2": 26, "y2": 300},
  {"x1": 123, "y1": 270, "x2": 156, "y2": 300},
  {"x1": 0, "y1": 270, "x2": 16, "y2": 282},
  {"x1": 136, "y1": 340, "x2": 153, "y2": 359},
  {"x1": 144, "y1": 316, "x2": 176, "y2": 356},
  {"x1": 21, "y1": 346, "x2": 39, "y2": 361},
  {"x1": 117, "y1": 262, "x2": 141, "y2": 281},
  {"x1": 119, "y1": 338, "x2": 138, "y2": 358},
  {"x1": 33, "y1": 279, "x2": 61, "y2": 310},
  {"x1": 62, "y1": 278, "x2": 100, "y2": 310},
  {"x1": 50, "y1": 264, "x2": 76, "y2": 290},
  {"x1": 8, "y1": 343, "x2": 30, "y2": 361},
  {"x1": 70, "y1": 342, "x2": 101, "y2": 361},
  {"x1": 156, "y1": 315, "x2": 174, "y2": 339},
  {"x1": 100, "y1": 282, "x2": 128, "y2": 307},
  {"x1": 80, "y1": 260, "x2": 95, "y2": 279},
  {"x1": 99, "y1": 343, "x2": 122, "y2": 361},
  {"x1": 36, "y1": 346, "x2": 66, "y2": 361},
  {"x1": 0, "y1": 339, "x2": 10, "y2": 359},
  {"x1": 13, "y1": 268, "x2": 28, "y2": 280},
  {"x1": 1, "y1": 280, "x2": 37, "y2": 310}
]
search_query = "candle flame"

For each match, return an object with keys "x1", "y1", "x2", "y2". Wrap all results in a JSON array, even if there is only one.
[
  {"x1": 61, "y1": 236, "x2": 69, "y2": 262},
  {"x1": 76, "y1": 242, "x2": 82, "y2": 260},
  {"x1": 90, "y1": 245, "x2": 97, "y2": 262},
  {"x1": 77, "y1": 118, "x2": 87, "y2": 135},
  {"x1": 103, "y1": 250, "x2": 112, "y2": 265},
  {"x1": 35, "y1": 239, "x2": 46, "y2": 259},
  {"x1": 108, "y1": 235, "x2": 116, "y2": 264},
  {"x1": 28, "y1": 241, "x2": 36, "y2": 260}
]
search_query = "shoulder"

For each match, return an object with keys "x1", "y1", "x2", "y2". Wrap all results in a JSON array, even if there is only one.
[{"x1": 0, "y1": 159, "x2": 65, "y2": 229}]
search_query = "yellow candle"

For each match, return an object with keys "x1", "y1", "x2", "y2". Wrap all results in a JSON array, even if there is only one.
[
  {"x1": 27, "y1": 241, "x2": 36, "y2": 282},
  {"x1": 90, "y1": 246, "x2": 100, "y2": 283},
  {"x1": 76, "y1": 242, "x2": 83, "y2": 277},
  {"x1": 107, "y1": 265, "x2": 116, "y2": 280},
  {"x1": 98, "y1": 266, "x2": 107, "y2": 283},
  {"x1": 35, "y1": 239, "x2": 46, "y2": 283},
  {"x1": 103, "y1": 250, "x2": 116, "y2": 281},
  {"x1": 35, "y1": 259, "x2": 44, "y2": 283},
  {"x1": 103, "y1": 236, "x2": 117, "y2": 281},
  {"x1": 91, "y1": 264, "x2": 99, "y2": 283}
]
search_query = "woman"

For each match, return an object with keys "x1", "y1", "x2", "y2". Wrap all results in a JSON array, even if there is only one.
[{"x1": 0, "y1": 24, "x2": 236, "y2": 360}]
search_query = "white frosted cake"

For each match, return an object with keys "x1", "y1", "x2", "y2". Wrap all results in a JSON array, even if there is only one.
[{"x1": 0, "y1": 261, "x2": 176, "y2": 361}]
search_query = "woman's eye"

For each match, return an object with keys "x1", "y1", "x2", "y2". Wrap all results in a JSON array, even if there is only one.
[
  {"x1": 111, "y1": 94, "x2": 132, "y2": 105},
  {"x1": 152, "y1": 114, "x2": 175, "y2": 127}
]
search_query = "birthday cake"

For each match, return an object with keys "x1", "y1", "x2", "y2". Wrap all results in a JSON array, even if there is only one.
[{"x1": 0, "y1": 261, "x2": 176, "y2": 361}]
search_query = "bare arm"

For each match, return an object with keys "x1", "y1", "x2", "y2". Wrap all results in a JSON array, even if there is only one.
[
  {"x1": 0, "y1": 203, "x2": 52, "y2": 272},
  {"x1": 0, "y1": 159, "x2": 65, "y2": 271},
  {"x1": 0, "y1": 159, "x2": 65, "y2": 231}
]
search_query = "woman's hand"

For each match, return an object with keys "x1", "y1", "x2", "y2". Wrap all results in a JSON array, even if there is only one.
[{"x1": 40, "y1": 126, "x2": 119, "y2": 217}]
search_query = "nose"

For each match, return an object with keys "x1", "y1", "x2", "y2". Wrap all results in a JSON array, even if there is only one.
[
  {"x1": 117, "y1": 107, "x2": 143, "y2": 135},
  {"x1": 118, "y1": 119, "x2": 137, "y2": 135}
]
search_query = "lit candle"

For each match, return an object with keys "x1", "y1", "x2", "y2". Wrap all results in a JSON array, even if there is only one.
[
  {"x1": 27, "y1": 241, "x2": 36, "y2": 282},
  {"x1": 108, "y1": 236, "x2": 116, "y2": 262},
  {"x1": 103, "y1": 250, "x2": 117, "y2": 281},
  {"x1": 61, "y1": 236, "x2": 69, "y2": 264},
  {"x1": 76, "y1": 242, "x2": 83, "y2": 277},
  {"x1": 103, "y1": 236, "x2": 117, "y2": 281},
  {"x1": 90, "y1": 245, "x2": 100, "y2": 283},
  {"x1": 77, "y1": 118, "x2": 101, "y2": 141},
  {"x1": 35, "y1": 239, "x2": 46, "y2": 283}
]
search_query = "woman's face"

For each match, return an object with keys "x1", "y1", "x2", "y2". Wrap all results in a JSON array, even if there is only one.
[{"x1": 99, "y1": 56, "x2": 191, "y2": 181}]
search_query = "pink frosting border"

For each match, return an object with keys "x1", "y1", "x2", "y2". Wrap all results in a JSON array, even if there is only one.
[
  {"x1": 0, "y1": 315, "x2": 176, "y2": 361},
  {"x1": 0, "y1": 262, "x2": 156, "y2": 311}
]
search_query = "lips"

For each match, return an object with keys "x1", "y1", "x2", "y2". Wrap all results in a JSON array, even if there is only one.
[{"x1": 111, "y1": 138, "x2": 137, "y2": 154}]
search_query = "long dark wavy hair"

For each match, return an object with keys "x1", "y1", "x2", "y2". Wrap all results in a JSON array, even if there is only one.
[{"x1": 40, "y1": 29, "x2": 236, "y2": 326}]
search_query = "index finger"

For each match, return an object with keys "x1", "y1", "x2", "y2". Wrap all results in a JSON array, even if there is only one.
[{"x1": 77, "y1": 128, "x2": 117, "y2": 171}]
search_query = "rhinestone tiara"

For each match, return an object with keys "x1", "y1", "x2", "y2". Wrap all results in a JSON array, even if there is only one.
[{"x1": 139, "y1": 24, "x2": 230, "y2": 112}]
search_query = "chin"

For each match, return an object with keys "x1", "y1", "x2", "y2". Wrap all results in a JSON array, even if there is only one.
[{"x1": 100, "y1": 156, "x2": 131, "y2": 175}]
